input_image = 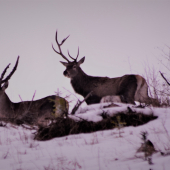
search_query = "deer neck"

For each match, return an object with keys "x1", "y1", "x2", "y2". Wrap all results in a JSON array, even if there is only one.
[
  {"x1": 70, "y1": 68, "x2": 91, "y2": 97},
  {"x1": 0, "y1": 92, "x2": 14, "y2": 117}
]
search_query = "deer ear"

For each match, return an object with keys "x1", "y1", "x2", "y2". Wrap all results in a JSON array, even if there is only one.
[
  {"x1": 60, "y1": 61, "x2": 69, "y2": 67},
  {"x1": 78, "y1": 57, "x2": 85, "y2": 66},
  {"x1": 2, "y1": 81, "x2": 9, "y2": 91}
]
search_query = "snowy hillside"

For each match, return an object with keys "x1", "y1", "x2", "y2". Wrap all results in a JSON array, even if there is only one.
[{"x1": 1, "y1": 103, "x2": 170, "y2": 170}]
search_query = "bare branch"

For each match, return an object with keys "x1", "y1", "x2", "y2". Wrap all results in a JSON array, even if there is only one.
[
  {"x1": 71, "y1": 91, "x2": 93, "y2": 115},
  {"x1": 27, "y1": 90, "x2": 37, "y2": 112},
  {"x1": 31, "y1": 90, "x2": 36, "y2": 101},
  {"x1": 157, "y1": 58, "x2": 170, "y2": 72},
  {"x1": 159, "y1": 71, "x2": 170, "y2": 86},
  {"x1": 19, "y1": 95, "x2": 23, "y2": 102}
]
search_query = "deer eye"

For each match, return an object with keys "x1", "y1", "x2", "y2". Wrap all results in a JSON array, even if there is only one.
[{"x1": 73, "y1": 65, "x2": 76, "y2": 69}]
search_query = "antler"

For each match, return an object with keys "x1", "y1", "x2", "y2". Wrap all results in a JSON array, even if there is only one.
[
  {"x1": 0, "y1": 63, "x2": 11, "y2": 81},
  {"x1": 68, "y1": 47, "x2": 79, "y2": 62},
  {"x1": 0, "y1": 56, "x2": 20, "y2": 84},
  {"x1": 52, "y1": 30, "x2": 70, "y2": 62}
]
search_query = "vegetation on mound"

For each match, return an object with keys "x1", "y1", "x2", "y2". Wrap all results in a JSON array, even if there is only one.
[{"x1": 34, "y1": 110, "x2": 157, "y2": 141}]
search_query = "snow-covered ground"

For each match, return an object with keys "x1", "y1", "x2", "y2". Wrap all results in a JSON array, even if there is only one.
[{"x1": 1, "y1": 103, "x2": 170, "y2": 170}]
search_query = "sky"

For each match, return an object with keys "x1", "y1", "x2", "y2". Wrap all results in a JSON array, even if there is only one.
[{"x1": 0, "y1": 0, "x2": 170, "y2": 108}]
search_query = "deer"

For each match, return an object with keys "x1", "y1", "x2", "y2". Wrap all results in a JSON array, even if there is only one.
[
  {"x1": 0, "y1": 56, "x2": 69, "y2": 126},
  {"x1": 52, "y1": 31, "x2": 158, "y2": 106}
]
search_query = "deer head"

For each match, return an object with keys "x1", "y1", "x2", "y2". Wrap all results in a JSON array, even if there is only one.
[{"x1": 52, "y1": 31, "x2": 85, "y2": 79}]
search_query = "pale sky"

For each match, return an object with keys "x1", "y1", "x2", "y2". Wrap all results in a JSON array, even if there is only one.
[{"x1": 0, "y1": 0, "x2": 170, "y2": 109}]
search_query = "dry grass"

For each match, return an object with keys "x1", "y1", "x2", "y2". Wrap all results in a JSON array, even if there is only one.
[
  {"x1": 34, "y1": 110, "x2": 157, "y2": 141},
  {"x1": 143, "y1": 63, "x2": 170, "y2": 107},
  {"x1": 142, "y1": 46, "x2": 170, "y2": 107}
]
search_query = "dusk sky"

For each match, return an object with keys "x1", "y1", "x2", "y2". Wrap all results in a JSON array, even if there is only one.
[{"x1": 0, "y1": 0, "x2": 170, "y2": 109}]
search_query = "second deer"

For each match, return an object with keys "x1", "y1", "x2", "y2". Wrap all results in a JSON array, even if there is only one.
[{"x1": 0, "y1": 56, "x2": 68, "y2": 126}]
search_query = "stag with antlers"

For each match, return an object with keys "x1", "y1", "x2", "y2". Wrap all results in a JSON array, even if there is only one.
[
  {"x1": 52, "y1": 31, "x2": 157, "y2": 105},
  {"x1": 0, "y1": 56, "x2": 69, "y2": 126}
]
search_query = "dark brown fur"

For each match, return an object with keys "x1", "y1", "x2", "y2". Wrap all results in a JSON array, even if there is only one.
[{"x1": 63, "y1": 62, "x2": 137, "y2": 104}]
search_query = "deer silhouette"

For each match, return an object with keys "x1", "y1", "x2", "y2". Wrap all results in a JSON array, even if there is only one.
[{"x1": 52, "y1": 31, "x2": 155, "y2": 105}]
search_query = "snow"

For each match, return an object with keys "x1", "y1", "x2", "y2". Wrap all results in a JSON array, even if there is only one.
[
  {"x1": 69, "y1": 102, "x2": 154, "y2": 122},
  {"x1": 1, "y1": 103, "x2": 170, "y2": 170}
]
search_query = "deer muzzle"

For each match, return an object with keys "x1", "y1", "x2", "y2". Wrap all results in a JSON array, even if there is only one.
[{"x1": 63, "y1": 70, "x2": 69, "y2": 78}]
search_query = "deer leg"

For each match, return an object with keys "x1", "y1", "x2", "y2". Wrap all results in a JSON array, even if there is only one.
[
  {"x1": 124, "y1": 82, "x2": 137, "y2": 104},
  {"x1": 85, "y1": 95, "x2": 101, "y2": 105},
  {"x1": 118, "y1": 75, "x2": 137, "y2": 104}
]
